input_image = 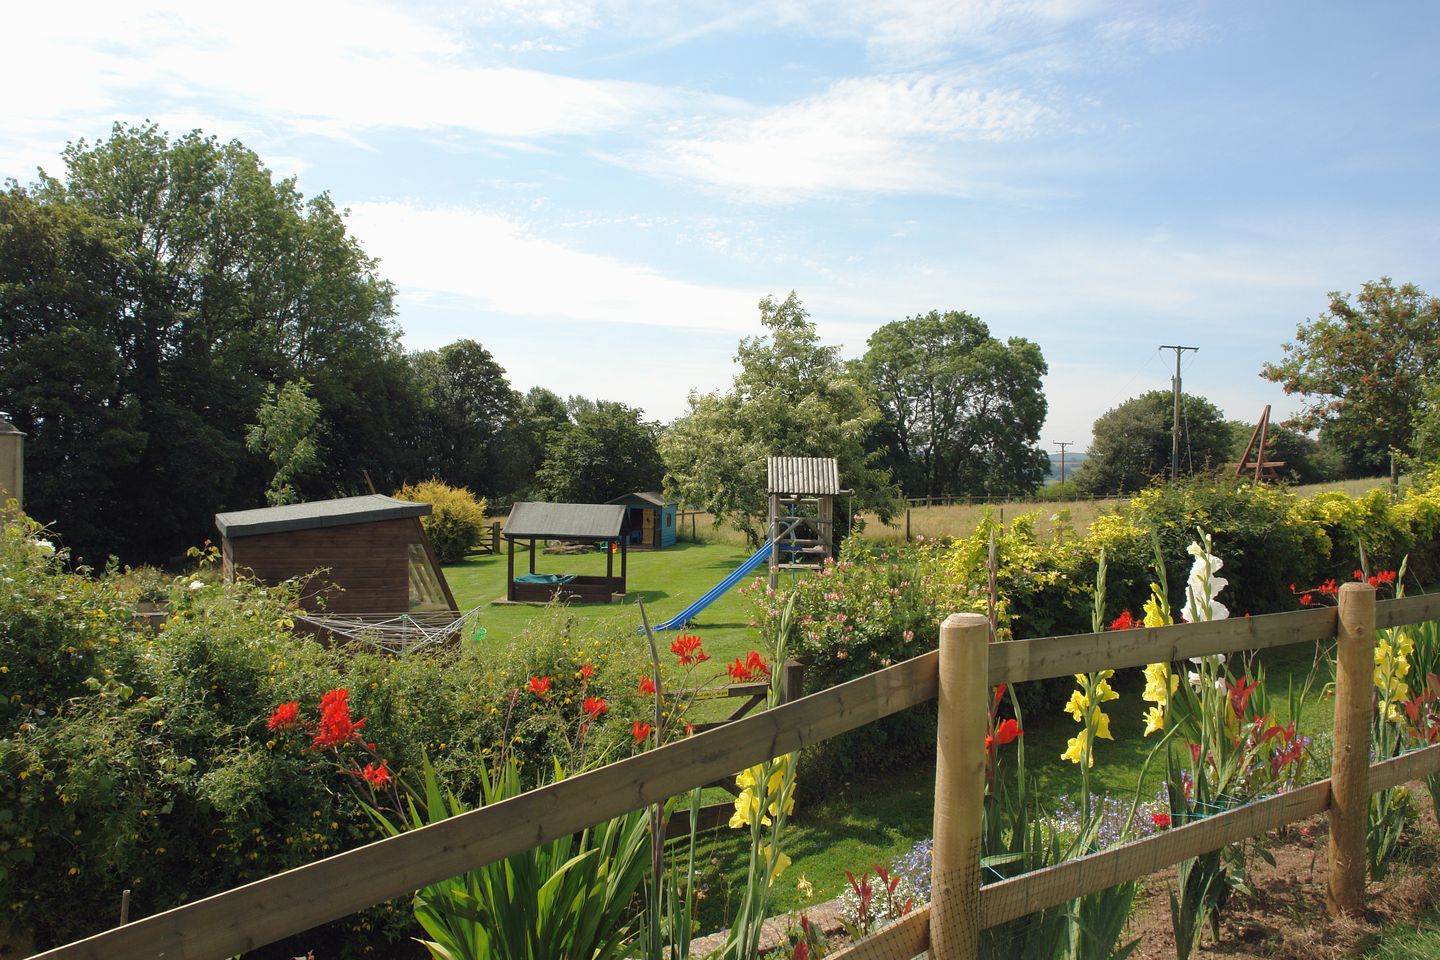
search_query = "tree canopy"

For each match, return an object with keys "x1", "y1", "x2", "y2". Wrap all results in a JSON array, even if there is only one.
[
  {"x1": 409, "y1": 339, "x2": 518, "y2": 500},
  {"x1": 1, "y1": 123, "x2": 407, "y2": 560},
  {"x1": 1074, "y1": 390, "x2": 1231, "y2": 495},
  {"x1": 859, "y1": 309, "x2": 1049, "y2": 498},
  {"x1": 534, "y1": 401, "x2": 663, "y2": 503},
  {"x1": 661, "y1": 293, "x2": 899, "y2": 543},
  {"x1": 1261, "y1": 278, "x2": 1440, "y2": 480}
]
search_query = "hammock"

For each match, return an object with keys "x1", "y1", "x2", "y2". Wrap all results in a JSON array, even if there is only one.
[{"x1": 294, "y1": 606, "x2": 487, "y2": 654}]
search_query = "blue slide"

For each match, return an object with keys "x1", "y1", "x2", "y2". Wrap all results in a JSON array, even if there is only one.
[{"x1": 652, "y1": 540, "x2": 775, "y2": 631}]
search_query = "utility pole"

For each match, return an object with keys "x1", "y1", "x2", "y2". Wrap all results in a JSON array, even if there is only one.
[
  {"x1": 1159, "y1": 345, "x2": 1199, "y2": 481},
  {"x1": 1054, "y1": 441, "x2": 1073, "y2": 484}
]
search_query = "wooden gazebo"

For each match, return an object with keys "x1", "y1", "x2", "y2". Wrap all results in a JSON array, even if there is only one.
[{"x1": 502, "y1": 502, "x2": 628, "y2": 603}]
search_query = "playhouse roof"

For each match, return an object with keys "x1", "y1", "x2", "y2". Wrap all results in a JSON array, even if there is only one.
[
  {"x1": 503, "y1": 502, "x2": 626, "y2": 540},
  {"x1": 767, "y1": 456, "x2": 846, "y2": 496},
  {"x1": 215, "y1": 495, "x2": 430, "y2": 539},
  {"x1": 608, "y1": 491, "x2": 673, "y2": 508}
]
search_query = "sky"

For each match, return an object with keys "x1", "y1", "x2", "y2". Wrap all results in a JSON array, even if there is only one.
[{"x1": 3, "y1": 0, "x2": 1438, "y2": 454}]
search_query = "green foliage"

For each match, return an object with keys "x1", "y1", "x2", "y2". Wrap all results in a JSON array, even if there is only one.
[
  {"x1": 410, "y1": 340, "x2": 520, "y2": 501},
  {"x1": 751, "y1": 539, "x2": 970, "y2": 788},
  {"x1": 859, "y1": 309, "x2": 1050, "y2": 498},
  {"x1": 3, "y1": 123, "x2": 411, "y2": 562},
  {"x1": 396, "y1": 480, "x2": 489, "y2": 564},
  {"x1": 1073, "y1": 391, "x2": 1232, "y2": 496},
  {"x1": 373, "y1": 755, "x2": 651, "y2": 960},
  {"x1": 246, "y1": 378, "x2": 324, "y2": 506},
  {"x1": 535, "y1": 401, "x2": 663, "y2": 504},
  {"x1": 661, "y1": 292, "x2": 900, "y2": 544},
  {"x1": 1262, "y1": 277, "x2": 1440, "y2": 478},
  {"x1": 0, "y1": 507, "x2": 649, "y2": 951}
]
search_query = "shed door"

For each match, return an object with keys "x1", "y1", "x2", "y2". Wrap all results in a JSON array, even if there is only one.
[{"x1": 643, "y1": 509, "x2": 655, "y2": 546}]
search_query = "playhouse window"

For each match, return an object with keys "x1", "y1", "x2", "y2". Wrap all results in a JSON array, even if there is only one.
[{"x1": 407, "y1": 544, "x2": 449, "y2": 612}]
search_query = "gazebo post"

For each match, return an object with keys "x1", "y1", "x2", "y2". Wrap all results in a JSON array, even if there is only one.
[
  {"x1": 506, "y1": 537, "x2": 516, "y2": 602},
  {"x1": 607, "y1": 541, "x2": 614, "y2": 580},
  {"x1": 620, "y1": 538, "x2": 627, "y2": 591},
  {"x1": 529, "y1": 538, "x2": 537, "y2": 574}
]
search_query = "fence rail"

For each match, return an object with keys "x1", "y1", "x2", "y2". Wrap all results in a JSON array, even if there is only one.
[{"x1": 29, "y1": 594, "x2": 1440, "y2": 960}]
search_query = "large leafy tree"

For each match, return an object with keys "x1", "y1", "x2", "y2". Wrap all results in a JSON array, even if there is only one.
[
  {"x1": 2, "y1": 122, "x2": 409, "y2": 560},
  {"x1": 860, "y1": 309, "x2": 1049, "y2": 498},
  {"x1": 1074, "y1": 390, "x2": 1231, "y2": 495},
  {"x1": 0, "y1": 187, "x2": 147, "y2": 553},
  {"x1": 533, "y1": 401, "x2": 662, "y2": 503},
  {"x1": 409, "y1": 339, "x2": 518, "y2": 498},
  {"x1": 1261, "y1": 278, "x2": 1440, "y2": 481},
  {"x1": 661, "y1": 292, "x2": 899, "y2": 543}
]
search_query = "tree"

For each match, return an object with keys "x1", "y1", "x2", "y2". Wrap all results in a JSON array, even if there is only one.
[
  {"x1": 533, "y1": 401, "x2": 662, "y2": 503},
  {"x1": 491, "y1": 387, "x2": 571, "y2": 500},
  {"x1": 860, "y1": 309, "x2": 1049, "y2": 498},
  {"x1": 0, "y1": 187, "x2": 146, "y2": 554},
  {"x1": 661, "y1": 293, "x2": 899, "y2": 542},
  {"x1": 1261, "y1": 278, "x2": 1440, "y2": 482},
  {"x1": 409, "y1": 340, "x2": 518, "y2": 498},
  {"x1": 2, "y1": 123, "x2": 406, "y2": 560},
  {"x1": 1074, "y1": 391, "x2": 1231, "y2": 495},
  {"x1": 246, "y1": 379, "x2": 324, "y2": 505}
]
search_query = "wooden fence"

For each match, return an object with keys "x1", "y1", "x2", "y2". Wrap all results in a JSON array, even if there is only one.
[{"x1": 29, "y1": 590, "x2": 1440, "y2": 960}]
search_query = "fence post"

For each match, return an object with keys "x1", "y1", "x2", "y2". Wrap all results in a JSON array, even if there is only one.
[
  {"x1": 931, "y1": 612, "x2": 989, "y2": 959},
  {"x1": 781, "y1": 659, "x2": 804, "y2": 704},
  {"x1": 1328, "y1": 581, "x2": 1376, "y2": 917}
]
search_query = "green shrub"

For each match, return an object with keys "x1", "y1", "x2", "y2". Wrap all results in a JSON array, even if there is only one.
[
  {"x1": 0, "y1": 509, "x2": 649, "y2": 954},
  {"x1": 395, "y1": 479, "x2": 488, "y2": 563},
  {"x1": 751, "y1": 539, "x2": 971, "y2": 789}
]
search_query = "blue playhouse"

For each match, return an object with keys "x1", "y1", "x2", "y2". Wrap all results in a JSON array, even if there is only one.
[{"x1": 609, "y1": 492, "x2": 678, "y2": 549}]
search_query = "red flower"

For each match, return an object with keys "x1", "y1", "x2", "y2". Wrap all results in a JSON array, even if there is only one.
[
  {"x1": 637, "y1": 675, "x2": 656, "y2": 695},
  {"x1": 670, "y1": 633, "x2": 710, "y2": 666},
  {"x1": 313, "y1": 689, "x2": 365, "y2": 749},
  {"x1": 1107, "y1": 610, "x2": 1139, "y2": 631},
  {"x1": 361, "y1": 759, "x2": 392, "y2": 788},
  {"x1": 992, "y1": 683, "x2": 1007, "y2": 708},
  {"x1": 583, "y1": 696, "x2": 607, "y2": 718},
  {"x1": 994, "y1": 718, "x2": 1022, "y2": 745},
  {"x1": 727, "y1": 650, "x2": 770, "y2": 682},
  {"x1": 528, "y1": 676, "x2": 552, "y2": 698},
  {"x1": 1299, "y1": 593, "x2": 1313, "y2": 606},
  {"x1": 267, "y1": 701, "x2": 301, "y2": 732},
  {"x1": 1152, "y1": 812, "x2": 1172, "y2": 828},
  {"x1": 632, "y1": 721, "x2": 652, "y2": 743},
  {"x1": 1229, "y1": 675, "x2": 1259, "y2": 717},
  {"x1": 579, "y1": 662, "x2": 594, "y2": 681}
]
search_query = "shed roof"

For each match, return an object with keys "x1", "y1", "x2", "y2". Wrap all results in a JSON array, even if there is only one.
[
  {"x1": 608, "y1": 491, "x2": 673, "y2": 508},
  {"x1": 504, "y1": 502, "x2": 626, "y2": 540},
  {"x1": 767, "y1": 456, "x2": 846, "y2": 495},
  {"x1": 215, "y1": 495, "x2": 430, "y2": 539}
]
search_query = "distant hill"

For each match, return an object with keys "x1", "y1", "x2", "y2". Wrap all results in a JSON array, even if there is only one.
[{"x1": 1045, "y1": 450, "x2": 1089, "y2": 480}]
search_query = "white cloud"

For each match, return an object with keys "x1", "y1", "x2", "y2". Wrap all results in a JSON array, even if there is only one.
[
  {"x1": 0, "y1": 0, "x2": 687, "y2": 170},
  {"x1": 631, "y1": 73, "x2": 1051, "y2": 201},
  {"x1": 343, "y1": 200, "x2": 759, "y2": 333}
]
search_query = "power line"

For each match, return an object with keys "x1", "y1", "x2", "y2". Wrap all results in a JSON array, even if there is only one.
[{"x1": 1159, "y1": 345, "x2": 1199, "y2": 482}]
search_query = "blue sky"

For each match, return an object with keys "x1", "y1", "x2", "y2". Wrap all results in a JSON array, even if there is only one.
[{"x1": 4, "y1": 1, "x2": 1437, "y2": 453}]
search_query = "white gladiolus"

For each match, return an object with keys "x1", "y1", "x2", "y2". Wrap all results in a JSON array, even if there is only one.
[{"x1": 1181, "y1": 539, "x2": 1229, "y2": 623}]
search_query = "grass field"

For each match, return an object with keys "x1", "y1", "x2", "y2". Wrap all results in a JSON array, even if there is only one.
[{"x1": 444, "y1": 540, "x2": 769, "y2": 665}]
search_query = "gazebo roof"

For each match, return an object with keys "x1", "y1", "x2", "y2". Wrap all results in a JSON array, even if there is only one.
[
  {"x1": 215, "y1": 495, "x2": 430, "y2": 539},
  {"x1": 503, "y1": 502, "x2": 627, "y2": 540},
  {"x1": 608, "y1": 491, "x2": 673, "y2": 508}
]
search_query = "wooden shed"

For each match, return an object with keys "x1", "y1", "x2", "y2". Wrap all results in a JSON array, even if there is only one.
[
  {"x1": 503, "y1": 502, "x2": 628, "y2": 603},
  {"x1": 608, "y1": 492, "x2": 677, "y2": 549},
  {"x1": 215, "y1": 495, "x2": 458, "y2": 615}
]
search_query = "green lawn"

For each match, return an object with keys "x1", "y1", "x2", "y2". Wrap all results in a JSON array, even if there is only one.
[{"x1": 444, "y1": 540, "x2": 771, "y2": 667}]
